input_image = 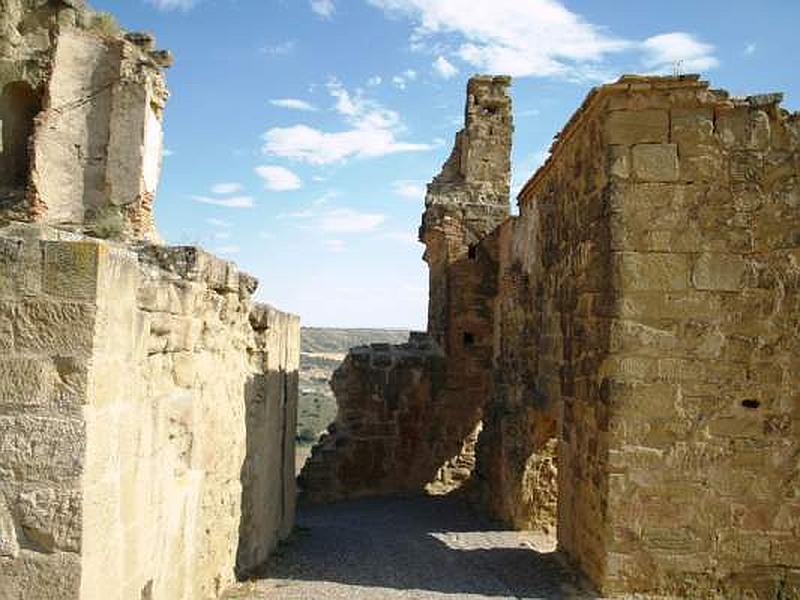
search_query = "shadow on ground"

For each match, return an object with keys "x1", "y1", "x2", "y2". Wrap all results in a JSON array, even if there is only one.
[{"x1": 227, "y1": 494, "x2": 594, "y2": 599}]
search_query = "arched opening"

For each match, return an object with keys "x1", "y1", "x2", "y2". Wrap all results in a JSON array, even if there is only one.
[{"x1": 0, "y1": 81, "x2": 42, "y2": 190}]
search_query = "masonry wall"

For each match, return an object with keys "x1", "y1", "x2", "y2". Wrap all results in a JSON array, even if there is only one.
[
  {"x1": 473, "y1": 220, "x2": 560, "y2": 533},
  {"x1": 598, "y1": 78, "x2": 800, "y2": 597},
  {"x1": 512, "y1": 75, "x2": 800, "y2": 597},
  {"x1": 0, "y1": 225, "x2": 299, "y2": 599}
]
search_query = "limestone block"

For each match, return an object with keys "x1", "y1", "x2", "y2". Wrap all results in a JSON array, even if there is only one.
[
  {"x1": 631, "y1": 144, "x2": 679, "y2": 182},
  {"x1": 0, "y1": 416, "x2": 84, "y2": 483},
  {"x1": 0, "y1": 495, "x2": 19, "y2": 558},
  {"x1": 3, "y1": 300, "x2": 95, "y2": 355},
  {"x1": 608, "y1": 145, "x2": 630, "y2": 179},
  {"x1": 41, "y1": 241, "x2": 100, "y2": 301},
  {"x1": 0, "y1": 236, "x2": 23, "y2": 298},
  {"x1": 0, "y1": 358, "x2": 52, "y2": 409},
  {"x1": 605, "y1": 110, "x2": 669, "y2": 145},
  {"x1": 0, "y1": 550, "x2": 81, "y2": 600},
  {"x1": 692, "y1": 253, "x2": 747, "y2": 291},
  {"x1": 16, "y1": 487, "x2": 81, "y2": 552},
  {"x1": 615, "y1": 252, "x2": 690, "y2": 291}
]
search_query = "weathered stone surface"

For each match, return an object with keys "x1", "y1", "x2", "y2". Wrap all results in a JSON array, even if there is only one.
[
  {"x1": 0, "y1": 226, "x2": 300, "y2": 599},
  {"x1": 0, "y1": 0, "x2": 169, "y2": 241},
  {"x1": 631, "y1": 143, "x2": 679, "y2": 181},
  {"x1": 515, "y1": 74, "x2": 800, "y2": 597}
]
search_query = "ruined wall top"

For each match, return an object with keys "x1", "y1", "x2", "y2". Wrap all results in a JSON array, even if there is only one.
[
  {"x1": 420, "y1": 75, "x2": 513, "y2": 248},
  {"x1": 518, "y1": 73, "x2": 797, "y2": 204},
  {"x1": 427, "y1": 75, "x2": 513, "y2": 202},
  {"x1": 0, "y1": 0, "x2": 173, "y2": 241}
]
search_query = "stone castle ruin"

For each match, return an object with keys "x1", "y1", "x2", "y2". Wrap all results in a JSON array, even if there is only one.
[
  {"x1": 1, "y1": 1, "x2": 799, "y2": 599},
  {"x1": 0, "y1": 2, "x2": 299, "y2": 598},
  {"x1": 300, "y1": 74, "x2": 800, "y2": 597}
]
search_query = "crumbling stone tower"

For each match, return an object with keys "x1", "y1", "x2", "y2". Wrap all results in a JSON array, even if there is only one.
[
  {"x1": 0, "y1": 0, "x2": 172, "y2": 241},
  {"x1": 300, "y1": 77, "x2": 514, "y2": 503},
  {"x1": 420, "y1": 75, "x2": 513, "y2": 351}
]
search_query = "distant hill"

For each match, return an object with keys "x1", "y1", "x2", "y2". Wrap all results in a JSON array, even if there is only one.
[
  {"x1": 301, "y1": 327, "x2": 411, "y2": 354},
  {"x1": 296, "y1": 328, "x2": 412, "y2": 466}
]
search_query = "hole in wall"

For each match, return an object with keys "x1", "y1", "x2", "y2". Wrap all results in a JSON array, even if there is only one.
[
  {"x1": 467, "y1": 244, "x2": 477, "y2": 260},
  {"x1": 741, "y1": 399, "x2": 760, "y2": 409},
  {"x1": 463, "y1": 332, "x2": 475, "y2": 347},
  {"x1": 0, "y1": 81, "x2": 42, "y2": 189}
]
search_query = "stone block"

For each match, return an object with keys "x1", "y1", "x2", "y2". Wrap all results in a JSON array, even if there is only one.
[
  {"x1": 0, "y1": 416, "x2": 84, "y2": 483},
  {"x1": 16, "y1": 487, "x2": 82, "y2": 552},
  {"x1": 0, "y1": 358, "x2": 53, "y2": 409},
  {"x1": 0, "y1": 551, "x2": 81, "y2": 600},
  {"x1": 631, "y1": 144, "x2": 679, "y2": 182},
  {"x1": 615, "y1": 252, "x2": 690, "y2": 292},
  {"x1": 0, "y1": 495, "x2": 19, "y2": 558},
  {"x1": 41, "y1": 241, "x2": 100, "y2": 301},
  {"x1": 605, "y1": 110, "x2": 669, "y2": 145},
  {"x1": 692, "y1": 253, "x2": 747, "y2": 291},
  {"x1": 3, "y1": 300, "x2": 95, "y2": 355}
]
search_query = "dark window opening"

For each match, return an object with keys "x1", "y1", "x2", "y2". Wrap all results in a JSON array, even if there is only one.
[
  {"x1": 463, "y1": 332, "x2": 475, "y2": 347},
  {"x1": 0, "y1": 81, "x2": 42, "y2": 189},
  {"x1": 467, "y1": 244, "x2": 477, "y2": 260},
  {"x1": 741, "y1": 399, "x2": 760, "y2": 409}
]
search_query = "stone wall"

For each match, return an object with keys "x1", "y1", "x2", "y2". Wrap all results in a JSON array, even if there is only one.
[
  {"x1": 0, "y1": 3, "x2": 300, "y2": 598},
  {"x1": 299, "y1": 76, "x2": 513, "y2": 504},
  {"x1": 473, "y1": 219, "x2": 559, "y2": 533},
  {"x1": 509, "y1": 75, "x2": 800, "y2": 597},
  {"x1": 0, "y1": 225, "x2": 299, "y2": 599}
]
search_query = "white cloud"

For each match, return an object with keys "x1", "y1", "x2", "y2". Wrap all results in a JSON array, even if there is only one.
[
  {"x1": 213, "y1": 231, "x2": 232, "y2": 240},
  {"x1": 404, "y1": 69, "x2": 417, "y2": 80},
  {"x1": 262, "y1": 81, "x2": 432, "y2": 165},
  {"x1": 255, "y1": 165, "x2": 303, "y2": 191},
  {"x1": 323, "y1": 239, "x2": 346, "y2": 252},
  {"x1": 641, "y1": 32, "x2": 719, "y2": 73},
  {"x1": 214, "y1": 245, "x2": 241, "y2": 255},
  {"x1": 381, "y1": 231, "x2": 418, "y2": 244},
  {"x1": 433, "y1": 56, "x2": 458, "y2": 79},
  {"x1": 368, "y1": 0, "x2": 719, "y2": 80},
  {"x1": 310, "y1": 0, "x2": 335, "y2": 18},
  {"x1": 205, "y1": 217, "x2": 232, "y2": 228},
  {"x1": 163, "y1": 148, "x2": 174, "y2": 157},
  {"x1": 270, "y1": 98, "x2": 317, "y2": 111},
  {"x1": 392, "y1": 76, "x2": 407, "y2": 90},
  {"x1": 261, "y1": 41, "x2": 296, "y2": 56},
  {"x1": 744, "y1": 42, "x2": 757, "y2": 56},
  {"x1": 368, "y1": 75, "x2": 383, "y2": 86},
  {"x1": 392, "y1": 180, "x2": 425, "y2": 200},
  {"x1": 368, "y1": 0, "x2": 631, "y2": 78},
  {"x1": 211, "y1": 182, "x2": 243, "y2": 195},
  {"x1": 319, "y1": 208, "x2": 386, "y2": 233},
  {"x1": 279, "y1": 204, "x2": 387, "y2": 234},
  {"x1": 191, "y1": 195, "x2": 255, "y2": 208},
  {"x1": 147, "y1": 0, "x2": 196, "y2": 10}
]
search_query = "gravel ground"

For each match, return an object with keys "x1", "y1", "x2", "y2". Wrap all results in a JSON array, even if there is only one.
[{"x1": 224, "y1": 495, "x2": 595, "y2": 600}]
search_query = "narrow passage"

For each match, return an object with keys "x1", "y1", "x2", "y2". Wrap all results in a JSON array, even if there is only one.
[{"x1": 224, "y1": 495, "x2": 590, "y2": 599}]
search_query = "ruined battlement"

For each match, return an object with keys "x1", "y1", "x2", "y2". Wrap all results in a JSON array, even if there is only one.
[
  {"x1": 420, "y1": 75, "x2": 513, "y2": 346},
  {"x1": 1, "y1": 0, "x2": 172, "y2": 241}
]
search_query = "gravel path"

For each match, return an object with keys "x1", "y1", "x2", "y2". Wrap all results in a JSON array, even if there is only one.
[{"x1": 224, "y1": 495, "x2": 594, "y2": 600}]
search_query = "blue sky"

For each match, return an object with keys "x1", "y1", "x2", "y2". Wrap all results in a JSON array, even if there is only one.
[{"x1": 92, "y1": 0, "x2": 799, "y2": 329}]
